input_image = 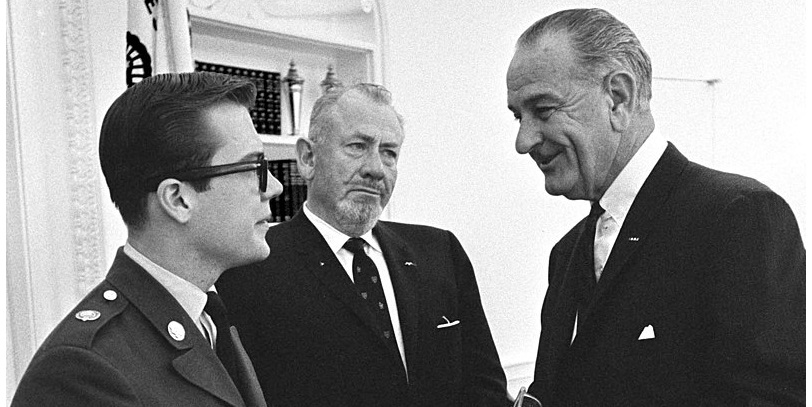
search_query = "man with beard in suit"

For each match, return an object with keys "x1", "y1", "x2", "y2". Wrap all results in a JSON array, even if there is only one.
[{"x1": 218, "y1": 83, "x2": 509, "y2": 407}]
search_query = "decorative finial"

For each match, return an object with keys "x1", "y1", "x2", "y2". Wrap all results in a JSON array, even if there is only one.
[
  {"x1": 283, "y1": 60, "x2": 305, "y2": 135},
  {"x1": 283, "y1": 60, "x2": 304, "y2": 86},
  {"x1": 320, "y1": 64, "x2": 343, "y2": 94}
]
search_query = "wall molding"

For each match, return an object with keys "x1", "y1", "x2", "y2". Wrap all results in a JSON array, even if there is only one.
[
  {"x1": 6, "y1": 12, "x2": 37, "y2": 390},
  {"x1": 58, "y1": 0, "x2": 107, "y2": 295}
]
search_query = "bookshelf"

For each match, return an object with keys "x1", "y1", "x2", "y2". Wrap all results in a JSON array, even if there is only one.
[
  {"x1": 188, "y1": 0, "x2": 385, "y2": 219},
  {"x1": 188, "y1": 1, "x2": 383, "y2": 161}
]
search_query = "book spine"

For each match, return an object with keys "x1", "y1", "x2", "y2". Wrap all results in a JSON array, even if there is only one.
[
  {"x1": 282, "y1": 160, "x2": 292, "y2": 221},
  {"x1": 194, "y1": 60, "x2": 282, "y2": 135}
]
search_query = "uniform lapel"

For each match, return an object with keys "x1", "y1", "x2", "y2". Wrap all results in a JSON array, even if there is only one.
[
  {"x1": 172, "y1": 347, "x2": 245, "y2": 407},
  {"x1": 106, "y1": 251, "x2": 245, "y2": 407},
  {"x1": 578, "y1": 144, "x2": 689, "y2": 329},
  {"x1": 229, "y1": 327, "x2": 269, "y2": 407},
  {"x1": 374, "y1": 222, "x2": 420, "y2": 372}
]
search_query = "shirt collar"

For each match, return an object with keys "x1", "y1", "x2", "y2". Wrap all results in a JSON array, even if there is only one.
[
  {"x1": 599, "y1": 129, "x2": 667, "y2": 226},
  {"x1": 303, "y1": 201, "x2": 382, "y2": 255},
  {"x1": 123, "y1": 242, "x2": 210, "y2": 323}
]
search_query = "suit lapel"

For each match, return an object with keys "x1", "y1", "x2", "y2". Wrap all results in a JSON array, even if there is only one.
[
  {"x1": 578, "y1": 144, "x2": 689, "y2": 330},
  {"x1": 374, "y1": 222, "x2": 420, "y2": 371},
  {"x1": 106, "y1": 251, "x2": 245, "y2": 407}
]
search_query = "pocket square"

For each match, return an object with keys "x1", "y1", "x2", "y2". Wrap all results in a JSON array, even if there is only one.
[
  {"x1": 638, "y1": 324, "x2": 655, "y2": 340},
  {"x1": 437, "y1": 316, "x2": 460, "y2": 329}
]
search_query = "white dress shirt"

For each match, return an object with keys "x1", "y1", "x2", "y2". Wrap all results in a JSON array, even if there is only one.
[
  {"x1": 573, "y1": 131, "x2": 667, "y2": 344},
  {"x1": 303, "y1": 202, "x2": 407, "y2": 370},
  {"x1": 123, "y1": 243, "x2": 217, "y2": 347},
  {"x1": 594, "y1": 130, "x2": 667, "y2": 281}
]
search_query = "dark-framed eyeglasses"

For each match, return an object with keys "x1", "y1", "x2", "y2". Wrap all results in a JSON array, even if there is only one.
[{"x1": 145, "y1": 154, "x2": 270, "y2": 192}]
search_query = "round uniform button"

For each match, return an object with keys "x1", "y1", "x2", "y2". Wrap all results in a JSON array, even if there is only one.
[
  {"x1": 167, "y1": 321, "x2": 186, "y2": 341},
  {"x1": 103, "y1": 290, "x2": 118, "y2": 301}
]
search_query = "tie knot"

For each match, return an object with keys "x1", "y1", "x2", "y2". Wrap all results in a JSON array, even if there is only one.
[
  {"x1": 343, "y1": 237, "x2": 367, "y2": 255},
  {"x1": 589, "y1": 202, "x2": 605, "y2": 219}
]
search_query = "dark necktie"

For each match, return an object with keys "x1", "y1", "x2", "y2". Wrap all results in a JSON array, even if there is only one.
[
  {"x1": 571, "y1": 202, "x2": 605, "y2": 343},
  {"x1": 579, "y1": 203, "x2": 606, "y2": 297},
  {"x1": 205, "y1": 291, "x2": 239, "y2": 382},
  {"x1": 343, "y1": 238, "x2": 397, "y2": 346}
]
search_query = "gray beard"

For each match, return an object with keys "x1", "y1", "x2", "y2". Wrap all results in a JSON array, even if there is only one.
[{"x1": 335, "y1": 199, "x2": 382, "y2": 237}]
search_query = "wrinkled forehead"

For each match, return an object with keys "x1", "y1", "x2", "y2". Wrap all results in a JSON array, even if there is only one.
[{"x1": 332, "y1": 95, "x2": 404, "y2": 141}]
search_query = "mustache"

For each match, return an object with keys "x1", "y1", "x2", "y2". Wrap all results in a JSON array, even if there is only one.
[{"x1": 350, "y1": 181, "x2": 387, "y2": 194}]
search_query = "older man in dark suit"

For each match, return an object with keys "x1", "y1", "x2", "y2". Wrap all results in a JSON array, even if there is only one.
[
  {"x1": 506, "y1": 8, "x2": 805, "y2": 406},
  {"x1": 218, "y1": 83, "x2": 509, "y2": 407},
  {"x1": 12, "y1": 72, "x2": 283, "y2": 406}
]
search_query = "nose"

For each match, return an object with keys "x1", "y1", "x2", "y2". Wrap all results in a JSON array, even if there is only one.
[
  {"x1": 361, "y1": 151, "x2": 386, "y2": 179},
  {"x1": 515, "y1": 119, "x2": 542, "y2": 155},
  {"x1": 262, "y1": 172, "x2": 283, "y2": 200}
]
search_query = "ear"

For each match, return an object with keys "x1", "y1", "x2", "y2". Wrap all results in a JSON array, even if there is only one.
[
  {"x1": 295, "y1": 137, "x2": 316, "y2": 181},
  {"x1": 155, "y1": 178, "x2": 195, "y2": 224},
  {"x1": 604, "y1": 70, "x2": 636, "y2": 132}
]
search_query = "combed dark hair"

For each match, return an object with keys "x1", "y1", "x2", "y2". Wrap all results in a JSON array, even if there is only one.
[
  {"x1": 517, "y1": 8, "x2": 652, "y2": 106},
  {"x1": 99, "y1": 72, "x2": 256, "y2": 228},
  {"x1": 307, "y1": 83, "x2": 405, "y2": 144}
]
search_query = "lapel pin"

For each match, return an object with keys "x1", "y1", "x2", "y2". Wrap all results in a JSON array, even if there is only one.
[
  {"x1": 75, "y1": 310, "x2": 101, "y2": 322},
  {"x1": 319, "y1": 261, "x2": 325, "y2": 266},
  {"x1": 437, "y1": 315, "x2": 460, "y2": 328},
  {"x1": 167, "y1": 321, "x2": 186, "y2": 341},
  {"x1": 628, "y1": 237, "x2": 640, "y2": 242},
  {"x1": 103, "y1": 290, "x2": 118, "y2": 301},
  {"x1": 404, "y1": 261, "x2": 415, "y2": 266}
]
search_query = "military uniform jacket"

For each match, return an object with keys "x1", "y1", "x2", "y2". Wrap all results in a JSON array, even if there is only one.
[
  {"x1": 12, "y1": 249, "x2": 268, "y2": 407},
  {"x1": 529, "y1": 144, "x2": 805, "y2": 406},
  {"x1": 218, "y1": 212, "x2": 509, "y2": 407}
]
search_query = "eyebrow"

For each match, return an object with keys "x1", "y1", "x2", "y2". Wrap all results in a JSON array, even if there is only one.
[
  {"x1": 350, "y1": 132, "x2": 400, "y2": 147},
  {"x1": 527, "y1": 93, "x2": 562, "y2": 105},
  {"x1": 351, "y1": 133, "x2": 376, "y2": 143},
  {"x1": 508, "y1": 92, "x2": 563, "y2": 112},
  {"x1": 508, "y1": 92, "x2": 561, "y2": 113}
]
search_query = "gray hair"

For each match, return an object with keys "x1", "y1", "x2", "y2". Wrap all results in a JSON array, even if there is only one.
[
  {"x1": 517, "y1": 8, "x2": 652, "y2": 106},
  {"x1": 307, "y1": 83, "x2": 405, "y2": 144}
]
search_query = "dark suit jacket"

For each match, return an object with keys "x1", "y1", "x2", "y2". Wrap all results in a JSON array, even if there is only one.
[
  {"x1": 528, "y1": 144, "x2": 805, "y2": 406},
  {"x1": 218, "y1": 212, "x2": 509, "y2": 406},
  {"x1": 12, "y1": 249, "x2": 268, "y2": 407}
]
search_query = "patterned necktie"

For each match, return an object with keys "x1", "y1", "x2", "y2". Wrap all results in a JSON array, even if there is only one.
[
  {"x1": 343, "y1": 238, "x2": 397, "y2": 346},
  {"x1": 205, "y1": 291, "x2": 238, "y2": 382}
]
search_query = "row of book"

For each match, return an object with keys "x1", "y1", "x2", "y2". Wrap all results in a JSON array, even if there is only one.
[
  {"x1": 269, "y1": 160, "x2": 307, "y2": 223},
  {"x1": 195, "y1": 61, "x2": 282, "y2": 135}
]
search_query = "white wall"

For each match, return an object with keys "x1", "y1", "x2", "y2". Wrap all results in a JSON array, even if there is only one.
[
  {"x1": 6, "y1": 1, "x2": 128, "y2": 400},
  {"x1": 6, "y1": 0, "x2": 806, "y2": 400},
  {"x1": 380, "y1": 0, "x2": 807, "y2": 393}
]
